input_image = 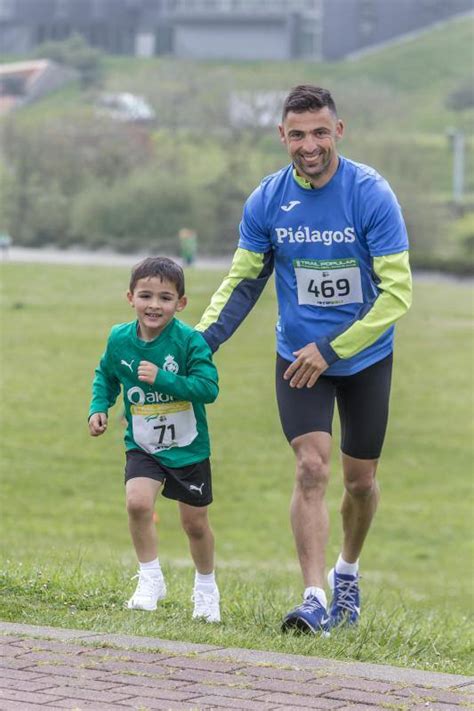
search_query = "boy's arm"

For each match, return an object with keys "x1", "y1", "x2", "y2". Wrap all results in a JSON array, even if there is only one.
[
  {"x1": 89, "y1": 342, "x2": 121, "y2": 419},
  {"x1": 139, "y1": 333, "x2": 219, "y2": 404},
  {"x1": 89, "y1": 412, "x2": 108, "y2": 436}
]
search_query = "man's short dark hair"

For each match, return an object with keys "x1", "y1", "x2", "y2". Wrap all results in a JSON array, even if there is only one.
[
  {"x1": 282, "y1": 85, "x2": 337, "y2": 121},
  {"x1": 129, "y1": 256, "x2": 185, "y2": 297}
]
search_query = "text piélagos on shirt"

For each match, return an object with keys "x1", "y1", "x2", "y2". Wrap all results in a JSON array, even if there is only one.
[{"x1": 275, "y1": 225, "x2": 356, "y2": 245}]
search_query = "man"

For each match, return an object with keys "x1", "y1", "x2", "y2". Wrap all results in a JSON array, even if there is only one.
[{"x1": 196, "y1": 85, "x2": 412, "y2": 635}]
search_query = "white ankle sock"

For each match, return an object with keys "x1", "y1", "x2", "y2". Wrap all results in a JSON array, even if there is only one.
[
  {"x1": 335, "y1": 554, "x2": 359, "y2": 576},
  {"x1": 304, "y1": 586, "x2": 327, "y2": 607},
  {"x1": 139, "y1": 558, "x2": 162, "y2": 577},
  {"x1": 195, "y1": 571, "x2": 216, "y2": 590}
]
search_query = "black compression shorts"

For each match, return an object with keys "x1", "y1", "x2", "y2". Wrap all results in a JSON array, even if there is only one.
[{"x1": 275, "y1": 353, "x2": 393, "y2": 460}]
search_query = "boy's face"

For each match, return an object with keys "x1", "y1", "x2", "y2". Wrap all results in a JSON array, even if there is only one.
[{"x1": 127, "y1": 276, "x2": 187, "y2": 340}]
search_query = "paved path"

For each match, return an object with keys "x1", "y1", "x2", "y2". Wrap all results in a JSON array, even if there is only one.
[
  {"x1": 3, "y1": 247, "x2": 231, "y2": 270},
  {"x1": 0, "y1": 622, "x2": 472, "y2": 710},
  {"x1": 3, "y1": 246, "x2": 472, "y2": 283}
]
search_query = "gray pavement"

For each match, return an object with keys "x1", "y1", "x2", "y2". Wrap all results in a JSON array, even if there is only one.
[
  {"x1": 3, "y1": 246, "x2": 231, "y2": 270},
  {"x1": 0, "y1": 622, "x2": 472, "y2": 710},
  {"x1": 3, "y1": 246, "x2": 472, "y2": 283}
]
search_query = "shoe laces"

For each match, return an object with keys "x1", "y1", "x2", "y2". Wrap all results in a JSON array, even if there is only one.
[
  {"x1": 300, "y1": 595, "x2": 326, "y2": 614},
  {"x1": 334, "y1": 575, "x2": 359, "y2": 612},
  {"x1": 192, "y1": 588, "x2": 219, "y2": 613},
  {"x1": 132, "y1": 571, "x2": 161, "y2": 597}
]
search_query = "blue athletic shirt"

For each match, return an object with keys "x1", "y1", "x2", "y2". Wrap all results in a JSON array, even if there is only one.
[{"x1": 238, "y1": 157, "x2": 409, "y2": 376}]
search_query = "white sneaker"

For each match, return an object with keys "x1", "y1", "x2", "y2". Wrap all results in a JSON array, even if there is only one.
[
  {"x1": 192, "y1": 586, "x2": 221, "y2": 623},
  {"x1": 127, "y1": 571, "x2": 166, "y2": 611}
]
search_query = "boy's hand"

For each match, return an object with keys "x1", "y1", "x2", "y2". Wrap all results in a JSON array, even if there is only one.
[
  {"x1": 89, "y1": 412, "x2": 108, "y2": 436},
  {"x1": 138, "y1": 360, "x2": 159, "y2": 384}
]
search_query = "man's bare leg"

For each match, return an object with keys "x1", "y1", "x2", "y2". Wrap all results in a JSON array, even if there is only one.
[
  {"x1": 340, "y1": 454, "x2": 379, "y2": 563},
  {"x1": 290, "y1": 431, "x2": 332, "y2": 588}
]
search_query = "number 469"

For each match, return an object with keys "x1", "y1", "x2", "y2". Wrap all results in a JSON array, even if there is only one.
[{"x1": 308, "y1": 278, "x2": 350, "y2": 298}]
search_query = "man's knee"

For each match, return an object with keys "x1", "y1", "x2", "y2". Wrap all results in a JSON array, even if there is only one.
[
  {"x1": 295, "y1": 450, "x2": 330, "y2": 493},
  {"x1": 344, "y1": 468, "x2": 377, "y2": 498}
]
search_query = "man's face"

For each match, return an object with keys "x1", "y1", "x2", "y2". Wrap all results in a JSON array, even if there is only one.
[{"x1": 279, "y1": 108, "x2": 344, "y2": 187}]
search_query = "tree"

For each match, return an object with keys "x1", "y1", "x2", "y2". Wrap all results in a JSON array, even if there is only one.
[{"x1": 33, "y1": 33, "x2": 103, "y2": 89}]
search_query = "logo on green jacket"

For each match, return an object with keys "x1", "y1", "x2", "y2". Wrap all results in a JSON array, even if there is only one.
[{"x1": 163, "y1": 354, "x2": 179, "y2": 374}]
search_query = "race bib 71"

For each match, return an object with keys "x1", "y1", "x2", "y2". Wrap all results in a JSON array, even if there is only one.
[{"x1": 131, "y1": 401, "x2": 197, "y2": 454}]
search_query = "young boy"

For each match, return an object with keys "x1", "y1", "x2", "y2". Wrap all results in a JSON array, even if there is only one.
[{"x1": 88, "y1": 256, "x2": 220, "y2": 622}]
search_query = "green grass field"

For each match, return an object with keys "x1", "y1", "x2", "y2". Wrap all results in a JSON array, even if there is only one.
[{"x1": 0, "y1": 263, "x2": 473, "y2": 674}]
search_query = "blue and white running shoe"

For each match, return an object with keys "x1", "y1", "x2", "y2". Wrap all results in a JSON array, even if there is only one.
[
  {"x1": 281, "y1": 595, "x2": 330, "y2": 635},
  {"x1": 328, "y1": 568, "x2": 360, "y2": 627}
]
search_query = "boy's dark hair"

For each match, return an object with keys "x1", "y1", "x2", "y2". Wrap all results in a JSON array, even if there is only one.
[
  {"x1": 129, "y1": 257, "x2": 185, "y2": 297},
  {"x1": 282, "y1": 85, "x2": 337, "y2": 121}
]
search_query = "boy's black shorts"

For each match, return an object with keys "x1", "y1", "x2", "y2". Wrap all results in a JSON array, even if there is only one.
[
  {"x1": 276, "y1": 353, "x2": 393, "y2": 460},
  {"x1": 125, "y1": 450, "x2": 212, "y2": 507}
]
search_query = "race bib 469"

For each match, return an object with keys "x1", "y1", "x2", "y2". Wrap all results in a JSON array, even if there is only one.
[{"x1": 294, "y1": 258, "x2": 363, "y2": 307}]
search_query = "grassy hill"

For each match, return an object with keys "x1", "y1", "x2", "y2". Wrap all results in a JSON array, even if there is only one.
[
  {"x1": 1, "y1": 14, "x2": 473, "y2": 266},
  {"x1": 103, "y1": 15, "x2": 473, "y2": 189},
  {"x1": 21, "y1": 14, "x2": 473, "y2": 134},
  {"x1": 11, "y1": 14, "x2": 474, "y2": 166}
]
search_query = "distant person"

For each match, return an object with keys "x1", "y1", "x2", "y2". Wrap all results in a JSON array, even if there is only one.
[
  {"x1": 89, "y1": 256, "x2": 220, "y2": 622},
  {"x1": 0, "y1": 233, "x2": 12, "y2": 259},
  {"x1": 196, "y1": 85, "x2": 412, "y2": 634},
  {"x1": 178, "y1": 228, "x2": 198, "y2": 266}
]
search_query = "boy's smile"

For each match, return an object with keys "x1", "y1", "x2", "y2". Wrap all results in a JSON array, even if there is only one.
[{"x1": 127, "y1": 276, "x2": 187, "y2": 341}]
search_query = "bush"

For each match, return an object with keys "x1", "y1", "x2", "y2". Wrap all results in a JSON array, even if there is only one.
[
  {"x1": 0, "y1": 172, "x2": 73, "y2": 247},
  {"x1": 71, "y1": 170, "x2": 197, "y2": 252},
  {"x1": 452, "y1": 211, "x2": 474, "y2": 255},
  {"x1": 0, "y1": 115, "x2": 152, "y2": 246},
  {"x1": 446, "y1": 78, "x2": 474, "y2": 111},
  {"x1": 33, "y1": 33, "x2": 103, "y2": 89}
]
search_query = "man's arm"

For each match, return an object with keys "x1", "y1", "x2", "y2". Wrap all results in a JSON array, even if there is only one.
[
  {"x1": 285, "y1": 251, "x2": 412, "y2": 387},
  {"x1": 195, "y1": 247, "x2": 274, "y2": 352},
  {"x1": 317, "y1": 251, "x2": 412, "y2": 364}
]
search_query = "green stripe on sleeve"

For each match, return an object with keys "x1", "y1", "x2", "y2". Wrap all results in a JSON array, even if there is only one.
[
  {"x1": 331, "y1": 251, "x2": 412, "y2": 359},
  {"x1": 195, "y1": 248, "x2": 265, "y2": 332}
]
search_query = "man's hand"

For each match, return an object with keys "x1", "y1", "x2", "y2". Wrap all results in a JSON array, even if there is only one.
[
  {"x1": 138, "y1": 360, "x2": 159, "y2": 384},
  {"x1": 89, "y1": 412, "x2": 108, "y2": 436},
  {"x1": 283, "y1": 342, "x2": 329, "y2": 388}
]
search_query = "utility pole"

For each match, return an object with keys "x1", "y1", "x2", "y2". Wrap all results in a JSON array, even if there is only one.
[{"x1": 446, "y1": 128, "x2": 465, "y2": 205}]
